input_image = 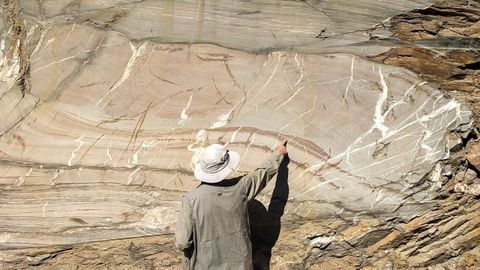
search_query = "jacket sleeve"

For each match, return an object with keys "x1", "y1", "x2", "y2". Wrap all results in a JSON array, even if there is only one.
[
  {"x1": 240, "y1": 152, "x2": 284, "y2": 201},
  {"x1": 175, "y1": 198, "x2": 194, "y2": 252}
]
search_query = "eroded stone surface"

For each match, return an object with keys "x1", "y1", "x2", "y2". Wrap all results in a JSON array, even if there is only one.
[
  {"x1": 0, "y1": 0, "x2": 478, "y2": 269},
  {"x1": 369, "y1": 0, "x2": 480, "y2": 125},
  {"x1": 18, "y1": 0, "x2": 434, "y2": 54}
]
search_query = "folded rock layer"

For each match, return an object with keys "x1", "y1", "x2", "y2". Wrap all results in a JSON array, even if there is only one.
[{"x1": 0, "y1": 0, "x2": 478, "y2": 269}]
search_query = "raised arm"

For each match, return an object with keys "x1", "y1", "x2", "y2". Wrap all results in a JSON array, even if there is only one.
[{"x1": 240, "y1": 140, "x2": 288, "y2": 200}]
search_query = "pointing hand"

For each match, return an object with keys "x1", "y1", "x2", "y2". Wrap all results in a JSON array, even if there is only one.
[{"x1": 277, "y1": 140, "x2": 288, "y2": 156}]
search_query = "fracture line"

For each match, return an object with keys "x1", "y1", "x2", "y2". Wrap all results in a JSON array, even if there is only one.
[{"x1": 68, "y1": 136, "x2": 86, "y2": 166}]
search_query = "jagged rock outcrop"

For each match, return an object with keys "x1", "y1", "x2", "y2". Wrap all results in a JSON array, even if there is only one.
[{"x1": 0, "y1": 0, "x2": 478, "y2": 269}]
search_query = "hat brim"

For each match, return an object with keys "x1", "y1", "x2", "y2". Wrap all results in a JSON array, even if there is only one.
[{"x1": 194, "y1": 151, "x2": 240, "y2": 183}]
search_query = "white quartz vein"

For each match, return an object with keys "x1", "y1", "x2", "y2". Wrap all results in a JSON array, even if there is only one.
[
  {"x1": 280, "y1": 87, "x2": 317, "y2": 130},
  {"x1": 295, "y1": 73, "x2": 464, "y2": 198},
  {"x1": 210, "y1": 110, "x2": 232, "y2": 129},
  {"x1": 293, "y1": 53, "x2": 305, "y2": 87},
  {"x1": 64, "y1": 23, "x2": 76, "y2": 42},
  {"x1": 96, "y1": 42, "x2": 148, "y2": 107},
  {"x1": 230, "y1": 127, "x2": 242, "y2": 142},
  {"x1": 0, "y1": 233, "x2": 12, "y2": 243},
  {"x1": 224, "y1": 127, "x2": 242, "y2": 147},
  {"x1": 187, "y1": 130, "x2": 207, "y2": 168},
  {"x1": 106, "y1": 146, "x2": 113, "y2": 162},
  {"x1": 256, "y1": 52, "x2": 282, "y2": 96},
  {"x1": 4, "y1": 41, "x2": 19, "y2": 79},
  {"x1": 68, "y1": 136, "x2": 86, "y2": 166},
  {"x1": 84, "y1": 29, "x2": 97, "y2": 48},
  {"x1": 342, "y1": 56, "x2": 355, "y2": 103},
  {"x1": 127, "y1": 167, "x2": 142, "y2": 185},
  {"x1": 50, "y1": 169, "x2": 61, "y2": 185},
  {"x1": 42, "y1": 203, "x2": 48, "y2": 218},
  {"x1": 16, "y1": 168, "x2": 33, "y2": 186},
  {"x1": 30, "y1": 24, "x2": 50, "y2": 61},
  {"x1": 296, "y1": 122, "x2": 458, "y2": 198},
  {"x1": 127, "y1": 152, "x2": 140, "y2": 168},
  {"x1": 178, "y1": 94, "x2": 193, "y2": 125},
  {"x1": 31, "y1": 55, "x2": 77, "y2": 74},
  {"x1": 161, "y1": 174, "x2": 179, "y2": 189},
  {"x1": 127, "y1": 140, "x2": 157, "y2": 168},
  {"x1": 374, "y1": 67, "x2": 390, "y2": 138},
  {"x1": 241, "y1": 134, "x2": 255, "y2": 162},
  {"x1": 275, "y1": 86, "x2": 305, "y2": 112}
]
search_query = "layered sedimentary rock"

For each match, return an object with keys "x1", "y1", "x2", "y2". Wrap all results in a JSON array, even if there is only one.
[{"x1": 0, "y1": 0, "x2": 479, "y2": 269}]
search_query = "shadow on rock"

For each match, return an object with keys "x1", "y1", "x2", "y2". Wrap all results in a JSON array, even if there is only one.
[{"x1": 248, "y1": 155, "x2": 290, "y2": 270}]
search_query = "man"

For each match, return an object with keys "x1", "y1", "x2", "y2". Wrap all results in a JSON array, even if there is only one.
[{"x1": 175, "y1": 140, "x2": 288, "y2": 269}]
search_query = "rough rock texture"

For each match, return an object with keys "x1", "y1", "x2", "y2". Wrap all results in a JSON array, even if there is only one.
[
  {"x1": 0, "y1": 0, "x2": 479, "y2": 269},
  {"x1": 369, "y1": 0, "x2": 480, "y2": 124}
]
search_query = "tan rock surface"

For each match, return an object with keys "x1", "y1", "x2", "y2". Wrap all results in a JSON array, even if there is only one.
[{"x1": 0, "y1": 0, "x2": 479, "y2": 269}]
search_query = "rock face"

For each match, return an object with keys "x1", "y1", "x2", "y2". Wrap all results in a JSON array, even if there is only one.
[{"x1": 0, "y1": 0, "x2": 479, "y2": 269}]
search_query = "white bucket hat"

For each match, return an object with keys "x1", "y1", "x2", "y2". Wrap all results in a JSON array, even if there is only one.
[{"x1": 194, "y1": 144, "x2": 240, "y2": 183}]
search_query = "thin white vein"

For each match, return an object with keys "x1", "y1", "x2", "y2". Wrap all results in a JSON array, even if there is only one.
[
  {"x1": 374, "y1": 67, "x2": 390, "y2": 138},
  {"x1": 42, "y1": 203, "x2": 48, "y2": 218},
  {"x1": 30, "y1": 25, "x2": 50, "y2": 61},
  {"x1": 280, "y1": 88, "x2": 317, "y2": 130},
  {"x1": 274, "y1": 85, "x2": 305, "y2": 112},
  {"x1": 4, "y1": 41, "x2": 20, "y2": 78},
  {"x1": 45, "y1": 38, "x2": 55, "y2": 46},
  {"x1": 256, "y1": 52, "x2": 282, "y2": 96},
  {"x1": 293, "y1": 53, "x2": 305, "y2": 87},
  {"x1": 161, "y1": 174, "x2": 179, "y2": 189},
  {"x1": 342, "y1": 56, "x2": 355, "y2": 103},
  {"x1": 210, "y1": 108, "x2": 233, "y2": 129},
  {"x1": 230, "y1": 127, "x2": 242, "y2": 143},
  {"x1": 84, "y1": 29, "x2": 97, "y2": 48},
  {"x1": 187, "y1": 129, "x2": 206, "y2": 151},
  {"x1": 178, "y1": 94, "x2": 193, "y2": 125},
  {"x1": 297, "y1": 77, "x2": 463, "y2": 198},
  {"x1": 106, "y1": 146, "x2": 113, "y2": 161},
  {"x1": 68, "y1": 136, "x2": 85, "y2": 166},
  {"x1": 321, "y1": 97, "x2": 456, "y2": 170},
  {"x1": 31, "y1": 55, "x2": 78, "y2": 74},
  {"x1": 241, "y1": 134, "x2": 255, "y2": 162},
  {"x1": 127, "y1": 167, "x2": 142, "y2": 185},
  {"x1": 64, "y1": 23, "x2": 76, "y2": 42},
  {"x1": 16, "y1": 168, "x2": 33, "y2": 186},
  {"x1": 369, "y1": 189, "x2": 383, "y2": 210},
  {"x1": 296, "y1": 108, "x2": 461, "y2": 199},
  {"x1": 418, "y1": 99, "x2": 458, "y2": 124},
  {"x1": 383, "y1": 81, "x2": 425, "y2": 118},
  {"x1": 224, "y1": 127, "x2": 242, "y2": 147},
  {"x1": 95, "y1": 42, "x2": 148, "y2": 107},
  {"x1": 50, "y1": 170, "x2": 61, "y2": 185}
]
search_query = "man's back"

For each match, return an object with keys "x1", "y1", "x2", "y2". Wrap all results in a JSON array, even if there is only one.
[
  {"x1": 184, "y1": 177, "x2": 252, "y2": 269},
  {"x1": 176, "y1": 147, "x2": 286, "y2": 270}
]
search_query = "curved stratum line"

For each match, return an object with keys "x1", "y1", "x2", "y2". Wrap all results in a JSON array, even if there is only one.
[{"x1": 10, "y1": 104, "x2": 332, "y2": 161}]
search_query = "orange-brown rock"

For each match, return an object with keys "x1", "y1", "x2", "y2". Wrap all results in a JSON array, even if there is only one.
[
  {"x1": 369, "y1": 0, "x2": 480, "y2": 125},
  {"x1": 466, "y1": 140, "x2": 480, "y2": 171}
]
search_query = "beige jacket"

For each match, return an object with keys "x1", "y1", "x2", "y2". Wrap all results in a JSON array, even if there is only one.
[{"x1": 175, "y1": 152, "x2": 284, "y2": 270}]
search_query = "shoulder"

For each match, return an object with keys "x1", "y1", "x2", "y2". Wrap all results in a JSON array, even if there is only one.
[
  {"x1": 185, "y1": 177, "x2": 245, "y2": 198},
  {"x1": 183, "y1": 183, "x2": 215, "y2": 201},
  {"x1": 184, "y1": 186, "x2": 202, "y2": 201}
]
